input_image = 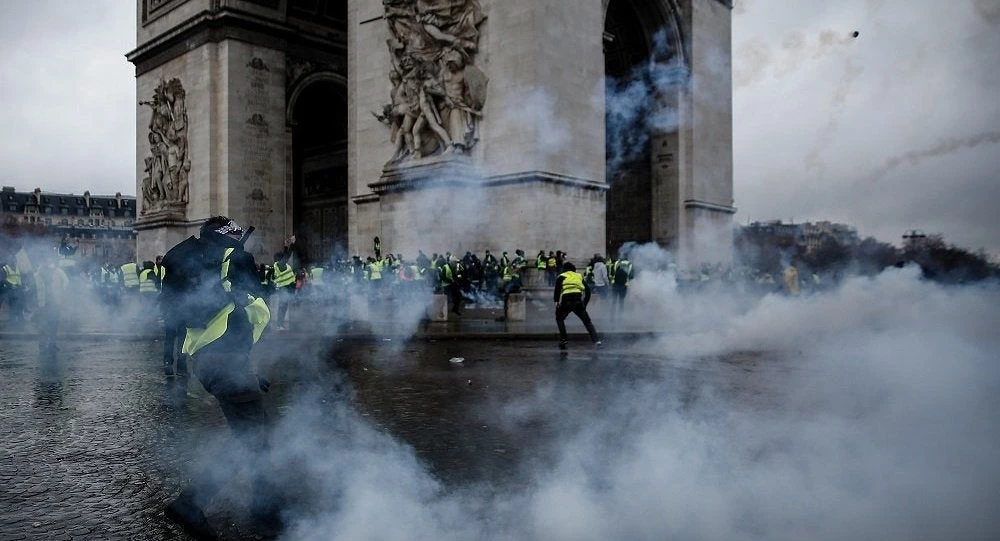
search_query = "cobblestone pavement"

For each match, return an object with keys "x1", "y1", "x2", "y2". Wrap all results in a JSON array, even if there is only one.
[{"x1": 0, "y1": 334, "x2": 778, "y2": 541}]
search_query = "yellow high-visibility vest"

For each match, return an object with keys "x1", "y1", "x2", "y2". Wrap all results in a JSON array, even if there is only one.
[
  {"x1": 138, "y1": 268, "x2": 159, "y2": 293},
  {"x1": 121, "y1": 263, "x2": 140, "y2": 288},
  {"x1": 558, "y1": 271, "x2": 585, "y2": 299},
  {"x1": 272, "y1": 263, "x2": 295, "y2": 288},
  {"x1": 183, "y1": 248, "x2": 270, "y2": 355},
  {"x1": 2, "y1": 265, "x2": 20, "y2": 287}
]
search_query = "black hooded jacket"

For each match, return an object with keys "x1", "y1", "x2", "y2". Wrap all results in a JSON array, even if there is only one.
[{"x1": 194, "y1": 230, "x2": 262, "y2": 356}]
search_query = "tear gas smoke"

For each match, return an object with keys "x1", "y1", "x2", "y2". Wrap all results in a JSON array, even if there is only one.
[
  {"x1": 604, "y1": 30, "x2": 688, "y2": 174},
  {"x1": 866, "y1": 130, "x2": 1000, "y2": 185},
  {"x1": 192, "y1": 247, "x2": 1000, "y2": 541}
]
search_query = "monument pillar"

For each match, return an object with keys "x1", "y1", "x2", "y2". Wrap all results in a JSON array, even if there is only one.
[
  {"x1": 349, "y1": 0, "x2": 608, "y2": 261},
  {"x1": 127, "y1": 1, "x2": 345, "y2": 263}
]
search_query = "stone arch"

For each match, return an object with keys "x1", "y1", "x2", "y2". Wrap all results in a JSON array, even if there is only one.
[
  {"x1": 287, "y1": 72, "x2": 349, "y2": 265},
  {"x1": 603, "y1": 0, "x2": 687, "y2": 255},
  {"x1": 286, "y1": 71, "x2": 348, "y2": 126},
  {"x1": 603, "y1": 0, "x2": 686, "y2": 66}
]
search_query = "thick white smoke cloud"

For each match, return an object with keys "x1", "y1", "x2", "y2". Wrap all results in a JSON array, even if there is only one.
[{"x1": 223, "y1": 257, "x2": 1000, "y2": 541}]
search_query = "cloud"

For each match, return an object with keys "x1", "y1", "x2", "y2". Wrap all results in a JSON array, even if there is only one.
[
  {"x1": 733, "y1": 0, "x2": 1000, "y2": 253},
  {"x1": 0, "y1": 0, "x2": 135, "y2": 196}
]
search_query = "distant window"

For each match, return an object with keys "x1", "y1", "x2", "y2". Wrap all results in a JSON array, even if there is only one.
[
  {"x1": 77, "y1": 209, "x2": 84, "y2": 215},
  {"x1": 62, "y1": 208, "x2": 68, "y2": 215}
]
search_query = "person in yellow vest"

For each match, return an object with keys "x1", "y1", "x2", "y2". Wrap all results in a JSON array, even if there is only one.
[
  {"x1": 164, "y1": 216, "x2": 278, "y2": 539},
  {"x1": 2, "y1": 261, "x2": 24, "y2": 324},
  {"x1": 270, "y1": 253, "x2": 296, "y2": 331},
  {"x1": 154, "y1": 255, "x2": 166, "y2": 282},
  {"x1": 138, "y1": 261, "x2": 161, "y2": 297},
  {"x1": 783, "y1": 264, "x2": 800, "y2": 296},
  {"x1": 553, "y1": 262, "x2": 600, "y2": 350},
  {"x1": 33, "y1": 249, "x2": 70, "y2": 355},
  {"x1": 545, "y1": 251, "x2": 558, "y2": 286},
  {"x1": 611, "y1": 256, "x2": 634, "y2": 320},
  {"x1": 439, "y1": 256, "x2": 463, "y2": 315},
  {"x1": 120, "y1": 261, "x2": 140, "y2": 292}
]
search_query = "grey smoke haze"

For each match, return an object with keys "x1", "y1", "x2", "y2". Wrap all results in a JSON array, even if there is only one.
[
  {"x1": 191, "y1": 258, "x2": 1000, "y2": 540},
  {"x1": 1, "y1": 0, "x2": 996, "y2": 251}
]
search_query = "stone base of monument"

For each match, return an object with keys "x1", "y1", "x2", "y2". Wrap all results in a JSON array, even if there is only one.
[
  {"x1": 504, "y1": 293, "x2": 527, "y2": 321},
  {"x1": 427, "y1": 294, "x2": 449, "y2": 322},
  {"x1": 523, "y1": 268, "x2": 548, "y2": 289}
]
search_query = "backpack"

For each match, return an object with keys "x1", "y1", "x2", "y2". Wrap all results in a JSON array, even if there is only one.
[{"x1": 160, "y1": 236, "x2": 231, "y2": 327}]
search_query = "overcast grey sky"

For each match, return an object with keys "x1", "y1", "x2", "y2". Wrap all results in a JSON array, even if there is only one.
[{"x1": 0, "y1": 0, "x2": 997, "y2": 252}]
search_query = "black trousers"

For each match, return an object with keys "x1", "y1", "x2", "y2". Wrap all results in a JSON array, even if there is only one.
[
  {"x1": 182, "y1": 352, "x2": 280, "y2": 517},
  {"x1": 162, "y1": 312, "x2": 187, "y2": 371},
  {"x1": 448, "y1": 283, "x2": 463, "y2": 313},
  {"x1": 611, "y1": 286, "x2": 628, "y2": 317},
  {"x1": 556, "y1": 294, "x2": 598, "y2": 343}
]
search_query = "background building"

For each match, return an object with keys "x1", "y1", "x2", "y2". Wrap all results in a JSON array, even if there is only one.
[{"x1": 0, "y1": 186, "x2": 137, "y2": 264}]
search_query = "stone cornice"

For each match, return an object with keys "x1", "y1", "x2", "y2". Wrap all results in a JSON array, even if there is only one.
[
  {"x1": 368, "y1": 159, "x2": 608, "y2": 196},
  {"x1": 684, "y1": 199, "x2": 736, "y2": 214},
  {"x1": 126, "y1": 7, "x2": 345, "y2": 76}
]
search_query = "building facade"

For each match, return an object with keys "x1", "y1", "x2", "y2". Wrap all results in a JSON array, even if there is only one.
[
  {"x1": 127, "y1": 0, "x2": 734, "y2": 266},
  {"x1": 0, "y1": 187, "x2": 138, "y2": 264}
]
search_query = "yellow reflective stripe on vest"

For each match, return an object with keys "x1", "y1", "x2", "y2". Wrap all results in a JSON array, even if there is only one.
[
  {"x1": 559, "y1": 271, "x2": 585, "y2": 298},
  {"x1": 3, "y1": 265, "x2": 20, "y2": 286},
  {"x1": 138, "y1": 269, "x2": 158, "y2": 293},
  {"x1": 273, "y1": 263, "x2": 295, "y2": 287},
  {"x1": 182, "y1": 295, "x2": 272, "y2": 356},
  {"x1": 121, "y1": 263, "x2": 139, "y2": 287}
]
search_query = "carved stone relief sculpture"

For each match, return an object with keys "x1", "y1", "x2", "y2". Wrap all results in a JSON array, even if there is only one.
[
  {"x1": 139, "y1": 78, "x2": 190, "y2": 213},
  {"x1": 374, "y1": 0, "x2": 488, "y2": 165}
]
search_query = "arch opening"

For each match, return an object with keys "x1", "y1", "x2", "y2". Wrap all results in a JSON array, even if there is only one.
[
  {"x1": 291, "y1": 79, "x2": 348, "y2": 265},
  {"x1": 604, "y1": 0, "x2": 682, "y2": 256}
]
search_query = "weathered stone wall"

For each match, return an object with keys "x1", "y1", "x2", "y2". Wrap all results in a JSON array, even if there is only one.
[
  {"x1": 135, "y1": 39, "x2": 288, "y2": 262},
  {"x1": 135, "y1": 42, "x2": 221, "y2": 261},
  {"x1": 221, "y1": 42, "x2": 288, "y2": 263}
]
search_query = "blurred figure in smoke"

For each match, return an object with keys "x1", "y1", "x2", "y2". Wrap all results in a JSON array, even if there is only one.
[
  {"x1": 163, "y1": 216, "x2": 279, "y2": 539},
  {"x1": 2, "y1": 257, "x2": 25, "y2": 325},
  {"x1": 270, "y1": 236, "x2": 298, "y2": 331},
  {"x1": 554, "y1": 262, "x2": 600, "y2": 350},
  {"x1": 591, "y1": 255, "x2": 609, "y2": 300},
  {"x1": 482, "y1": 249, "x2": 499, "y2": 292},
  {"x1": 610, "y1": 254, "x2": 634, "y2": 320},
  {"x1": 783, "y1": 262, "x2": 801, "y2": 296},
  {"x1": 440, "y1": 255, "x2": 463, "y2": 315},
  {"x1": 33, "y1": 249, "x2": 69, "y2": 355}
]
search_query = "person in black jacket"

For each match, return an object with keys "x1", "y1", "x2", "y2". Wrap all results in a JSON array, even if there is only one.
[
  {"x1": 163, "y1": 216, "x2": 282, "y2": 539},
  {"x1": 553, "y1": 262, "x2": 600, "y2": 351}
]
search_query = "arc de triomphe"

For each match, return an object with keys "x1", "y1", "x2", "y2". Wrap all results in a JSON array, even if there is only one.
[{"x1": 127, "y1": 0, "x2": 734, "y2": 266}]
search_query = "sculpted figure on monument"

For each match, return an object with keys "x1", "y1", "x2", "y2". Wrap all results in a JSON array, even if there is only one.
[
  {"x1": 379, "y1": 0, "x2": 487, "y2": 165},
  {"x1": 139, "y1": 78, "x2": 190, "y2": 213}
]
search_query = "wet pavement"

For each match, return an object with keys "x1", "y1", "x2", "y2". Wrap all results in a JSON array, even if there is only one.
[{"x1": 0, "y1": 331, "x2": 778, "y2": 540}]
